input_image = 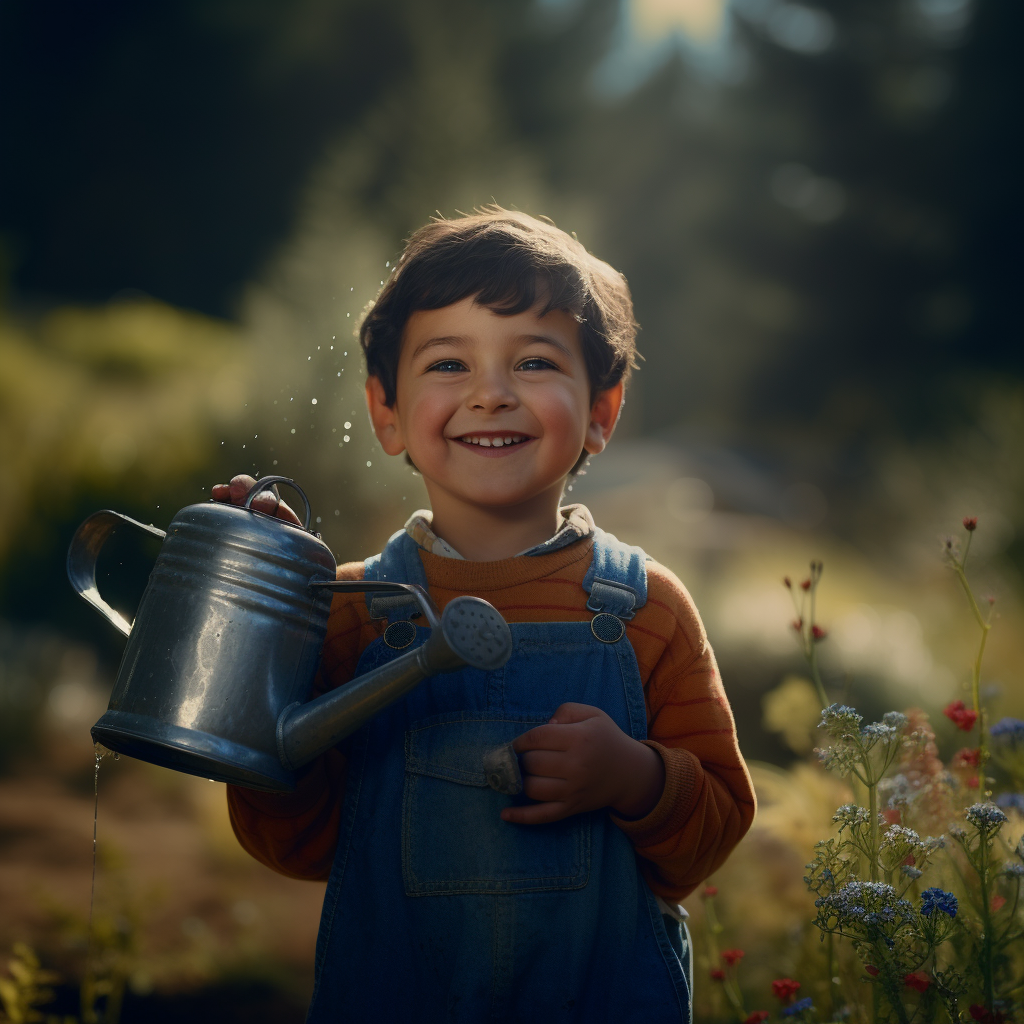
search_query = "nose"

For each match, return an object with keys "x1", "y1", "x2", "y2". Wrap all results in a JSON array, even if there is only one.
[{"x1": 467, "y1": 367, "x2": 519, "y2": 413}]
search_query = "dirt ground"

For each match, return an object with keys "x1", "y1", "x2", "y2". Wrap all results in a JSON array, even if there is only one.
[{"x1": 0, "y1": 720, "x2": 326, "y2": 1008}]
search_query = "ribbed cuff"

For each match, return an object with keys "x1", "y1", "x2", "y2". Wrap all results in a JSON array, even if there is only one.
[{"x1": 611, "y1": 741, "x2": 701, "y2": 849}]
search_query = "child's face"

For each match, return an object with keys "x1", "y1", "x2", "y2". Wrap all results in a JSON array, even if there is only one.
[{"x1": 367, "y1": 295, "x2": 621, "y2": 513}]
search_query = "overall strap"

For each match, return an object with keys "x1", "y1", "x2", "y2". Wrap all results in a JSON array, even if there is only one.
[
  {"x1": 362, "y1": 529, "x2": 429, "y2": 621},
  {"x1": 582, "y1": 527, "x2": 648, "y2": 621}
]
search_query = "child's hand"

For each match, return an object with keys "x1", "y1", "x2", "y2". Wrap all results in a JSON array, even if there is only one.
[
  {"x1": 210, "y1": 474, "x2": 303, "y2": 526},
  {"x1": 501, "y1": 703, "x2": 665, "y2": 826}
]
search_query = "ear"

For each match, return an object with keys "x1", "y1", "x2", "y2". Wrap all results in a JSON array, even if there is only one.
[
  {"x1": 583, "y1": 381, "x2": 624, "y2": 456},
  {"x1": 365, "y1": 376, "x2": 406, "y2": 456}
]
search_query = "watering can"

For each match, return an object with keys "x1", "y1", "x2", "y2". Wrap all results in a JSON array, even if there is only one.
[{"x1": 66, "y1": 476, "x2": 513, "y2": 793}]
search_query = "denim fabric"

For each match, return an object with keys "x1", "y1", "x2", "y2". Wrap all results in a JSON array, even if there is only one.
[{"x1": 306, "y1": 532, "x2": 691, "y2": 1023}]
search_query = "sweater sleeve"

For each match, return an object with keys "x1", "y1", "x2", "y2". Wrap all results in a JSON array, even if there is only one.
[
  {"x1": 610, "y1": 565, "x2": 756, "y2": 901},
  {"x1": 225, "y1": 561, "x2": 369, "y2": 881}
]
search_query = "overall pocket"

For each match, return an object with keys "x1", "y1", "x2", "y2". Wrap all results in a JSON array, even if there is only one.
[{"x1": 402, "y1": 713, "x2": 592, "y2": 896}]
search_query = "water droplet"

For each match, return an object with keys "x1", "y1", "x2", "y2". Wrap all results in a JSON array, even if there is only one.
[
  {"x1": 316, "y1": 516, "x2": 322, "y2": 524},
  {"x1": 330, "y1": 345, "x2": 334, "y2": 350},
  {"x1": 344, "y1": 421, "x2": 352, "y2": 429},
  {"x1": 337, "y1": 371, "x2": 341, "y2": 376},
  {"x1": 291, "y1": 428, "x2": 296, "y2": 434},
  {"x1": 273, "y1": 459, "x2": 278, "y2": 465},
  {"x1": 242, "y1": 444, "x2": 246, "y2": 448},
  {"x1": 311, "y1": 398, "x2": 318, "y2": 405},
  {"x1": 344, "y1": 352, "x2": 348, "y2": 356},
  {"x1": 350, "y1": 287, "x2": 354, "y2": 291},
  {"x1": 317, "y1": 345, "x2": 320, "y2": 350},
  {"x1": 290, "y1": 397, "x2": 294, "y2": 402},
  {"x1": 346, "y1": 313, "x2": 350, "y2": 317},
  {"x1": 334, "y1": 509, "x2": 340, "y2": 515},
  {"x1": 307, "y1": 356, "x2": 311, "y2": 361},
  {"x1": 366, "y1": 461, "x2": 372, "y2": 467},
  {"x1": 385, "y1": 260, "x2": 390, "y2": 267},
  {"x1": 343, "y1": 435, "x2": 350, "y2": 442}
]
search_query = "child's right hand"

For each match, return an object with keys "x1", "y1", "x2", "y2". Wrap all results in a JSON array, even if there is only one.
[{"x1": 210, "y1": 474, "x2": 303, "y2": 526}]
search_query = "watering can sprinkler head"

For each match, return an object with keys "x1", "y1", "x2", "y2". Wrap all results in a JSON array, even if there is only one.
[{"x1": 67, "y1": 477, "x2": 513, "y2": 792}]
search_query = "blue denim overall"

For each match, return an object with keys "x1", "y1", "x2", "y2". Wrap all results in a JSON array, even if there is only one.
[{"x1": 306, "y1": 528, "x2": 691, "y2": 1023}]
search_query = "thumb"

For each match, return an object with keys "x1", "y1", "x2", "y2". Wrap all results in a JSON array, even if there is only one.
[{"x1": 547, "y1": 702, "x2": 603, "y2": 726}]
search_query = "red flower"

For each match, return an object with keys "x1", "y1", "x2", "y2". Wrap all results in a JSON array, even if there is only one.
[
  {"x1": 904, "y1": 971, "x2": 931, "y2": 993},
  {"x1": 963, "y1": 517, "x2": 978, "y2": 532},
  {"x1": 883, "y1": 808, "x2": 902, "y2": 825},
  {"x1": 903, "y1": 853, "x2": 916, "y2": 866},
  {"x1": 721, "y1": 949, "x2": 745, "y2": 966},
  {"x1": 745, "y1": 1014, "x2": 770, "y2": 1024},
  {"x1": 710, "y1": 969, "x2": 726, "y2": 981},
  {"x1": 800, "y1": 579, "x2": 812, "y2": 591},
  {"x1": 944, "y1": 700, "x2": 978, "y2": 731},
  {"x1": 991, "y1": 894, "x2": 1007, "y2": 913},
  {"x1": 811, "y1": 625, "x2": 828, "y2": 641},
  {"x1": 954, "y1": 747, "x2": 982, "y2": 768},
  {"x1": 865, "y1": 966, "x2": 880, "y2": 977},
  {"x1": 772, "y1": 979, "x2": 802, "y2": 1002},
  {"x1": 969, "y1": 1005, "x2": 1009, "y2": 1023},
  {"x1": 968, "y1": 775, "x2": 980, "y2": 789},
  {"x1": 703, "y1": 885, "x2": 718, "y2": 898}
]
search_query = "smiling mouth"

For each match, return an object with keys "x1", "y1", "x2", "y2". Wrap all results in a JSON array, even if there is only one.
[{"x1": 453, "y1": 433, "x2": 533, "y2": 449}]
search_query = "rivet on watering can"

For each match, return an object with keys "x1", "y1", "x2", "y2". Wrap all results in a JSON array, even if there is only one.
[{"x1": 384, "y1": 620, "x2": 417, "y2": 649}]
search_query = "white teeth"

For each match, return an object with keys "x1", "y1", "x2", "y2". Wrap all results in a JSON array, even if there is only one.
[
  {"x1": 479, "y1": 437, "x2": 492, "y2": 447},
  {"x1": 512, "y1": 436, "x2": 522, "y2": 443},
  {"x1": 492, "y1": 438, "x2": 504, "y2": 447},
  {"x1": 503, "y1": 437, "x2": 513, "y2": 445}
]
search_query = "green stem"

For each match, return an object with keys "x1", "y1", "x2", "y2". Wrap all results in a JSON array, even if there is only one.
[
  {"x1": 868, "y1": 783, "x2": 879, "y2": 882},
  {"x1": 978, "y1": 836, "x2": 995, "y2": 1012}
]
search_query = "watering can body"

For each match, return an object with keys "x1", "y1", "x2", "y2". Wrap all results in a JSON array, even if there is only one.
[{"x1": 67, "y1": 478, "x2": 512, "y2": 792}]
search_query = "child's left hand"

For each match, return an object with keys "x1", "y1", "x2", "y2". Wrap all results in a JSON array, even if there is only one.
[{"x1": 501, "y1": 704, "x2": 666, "y2": 826}]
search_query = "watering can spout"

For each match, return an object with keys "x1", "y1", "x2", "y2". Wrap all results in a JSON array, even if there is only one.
[{"x1": 276, "y1": 584, "x2": 512, "y2": 771}]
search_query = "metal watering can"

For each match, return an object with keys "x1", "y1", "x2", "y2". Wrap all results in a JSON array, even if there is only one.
[{"x1": 66, "y1": 476, "x2": 513, "y2": 793}]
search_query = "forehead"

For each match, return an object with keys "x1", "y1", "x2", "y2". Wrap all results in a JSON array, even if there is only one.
[{"x1": 400, "y1": 295, "x2": 583, "y2": 360}]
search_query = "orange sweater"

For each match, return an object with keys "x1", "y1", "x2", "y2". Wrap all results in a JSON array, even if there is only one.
[{"x1": 227, "y1": 534, "x2": 755, "y2": 901}]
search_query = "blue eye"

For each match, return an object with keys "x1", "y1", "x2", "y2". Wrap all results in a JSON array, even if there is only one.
[
  {"x1": 428, "y1": 359, "x2": 467, "y2": 373},
  {"x1": 518, "y1": 357, "x2": 557, "y2": 371}
]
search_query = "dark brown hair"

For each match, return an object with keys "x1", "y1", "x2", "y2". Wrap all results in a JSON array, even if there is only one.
[{"x1": 359, "y1": 206, "x2": 639, "y2": 407}]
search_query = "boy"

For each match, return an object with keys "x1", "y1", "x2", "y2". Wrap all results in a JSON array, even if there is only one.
[{"x1": 218, "y1": 208, "x2": 755, "y2": 1022}]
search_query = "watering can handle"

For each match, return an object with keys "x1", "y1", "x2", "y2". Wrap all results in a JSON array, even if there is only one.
[{"x1": 66, "y1": 511, "x2": 167, "y2": 637}]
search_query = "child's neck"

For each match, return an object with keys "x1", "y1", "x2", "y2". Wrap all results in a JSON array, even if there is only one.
[{"x1": 424, "y1": 486, "x2": 566, "y2": 562}]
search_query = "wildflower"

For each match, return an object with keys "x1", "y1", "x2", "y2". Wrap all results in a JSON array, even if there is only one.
[
  {"x1": 781, "y1": 997, "x2": 814, "y2": 1017},
  {"x1": 819, "y1": 705, "x2": 863, "y2": 740},
  {"x1": 710, "y1": 968, "x2": 726, "y2": 981},
  {"x1": 792, "y1": 619, "x2": 803, "y2": 632},
  {"x1": 865, "y1": 966, "x2": 879, "y2": 977},
  {"x1": 920, "y1": 888, "x2": 958, "y2": 918},
  {"x1": 817, "y1": 881, "x2": 915, "y2": 930},
  {"x1": 883, "y1": 808, "x2": 902, "y2": 825},
  {"x1": 944, "y1": 700, "x2": 978, "y2": 731},
  {"x1": 721, "y1": 949, "x2": 745, "y2": 966},
  {"x1": 901, "y1": 864, "x2": 923, "y2": 880},
  {"x1": 904, "y1": 972, "x2": 931, "y2": 993},
  {"x1": 996, "y1": 793, "x2": 1024, "y2": 813},
  {"x1": 818, "y1": 746, "x2": 860, "y2": 777},
  {"x1": 954, "y1": 747, "x2": 982, "y2": 768},
  {"x1": 990, "y1": 718, "x2": 1024, "y2": 745},
  {"x1": 783, "y1": 577, "x2": 792, "y2": 589},
  {"x1": 744, "y1": 1013, "x2": 770, "y2": 1024},
  {"x1": 1002, "y1": 863, "x2": 1024, "y2": 877},
  {"x1": 965, "y1": 802, "x2": 1008, "y2": 833},
  {"x1": 833, "y1": 804, "x2": 869, "y2": 827},
  {"x1": 800, "y1": 579, "x2": 811, "y2": 591},
  {"x1": 990, "y1": 895, "x2": 1007, "y2": 913},
  {"x1": 772, "y1": 978, "x2": 802, "y2": 1002},
  {"x1": 969, "y1": 1005, "x2": 1009, "y2": 1023},
  {"x1": 963, "y1": 516, "x2": 978, "y2": 531},
  {"x1": 703, "y1": 885, "x2": 718, "y2": 898},
  {"x1": 967, "y1": 775, "x2": 979, "y2": 789},
  {"x1": 811, "y1": 625, "x2": 827, "y2": 641}
]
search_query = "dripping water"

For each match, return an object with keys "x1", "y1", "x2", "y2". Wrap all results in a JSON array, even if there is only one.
[{"x1": 88, "y1": 744, "x2": 118, "y2": 959}]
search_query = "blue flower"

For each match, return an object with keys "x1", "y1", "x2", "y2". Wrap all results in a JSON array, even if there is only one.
[
  {"x1": 965, "y1": 802, "x2": 1009, "y2": 832},
  {"x1": 781, "y1": 997, "x2": 814, "y2": 1017},
  {"x1": 901, "y1": 865, "x2": 923, "y2": 880},
  {"x1": 1003, "y1": 863, "x2": 1024, "y2": 878},
  {"x1": 990, "y1": 718, "x2": 1024, "y2": 744},
  {"x1": 920, "y1": 888, "x2": 957, "y2": 918},
  {"x1": 996, "y1": 793, "x2": 1024, "y2": 813}
]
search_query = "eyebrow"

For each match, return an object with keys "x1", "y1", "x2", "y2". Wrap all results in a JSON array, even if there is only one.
[{"x1": 411, "y1": 333, "x2": 573, "y2": 360}]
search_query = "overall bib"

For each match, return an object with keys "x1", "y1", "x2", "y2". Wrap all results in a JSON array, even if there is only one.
[{"x1": 307, "y1": 529, "x2": 692, "y2": 1023}]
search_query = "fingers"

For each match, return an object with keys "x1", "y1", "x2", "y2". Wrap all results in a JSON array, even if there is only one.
[
  {"x1": 518, "y1": 749, "x2": 569, "y2": 779},
  {"x1": 512, "y1": 723, "x2": 572, "y2": 755},
  {"x1": 501, "y1": 800, "x2": 571, "y2": 825},
  {"x1": 210, "y1": 474, "x2": 302, "y2": 525},
  {"x1": 547, "y1": 702, "x2": 604, "y2": 725}
]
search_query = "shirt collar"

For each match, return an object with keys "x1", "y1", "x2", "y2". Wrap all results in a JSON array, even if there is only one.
[{"x1": 404, "y1": 504, "x2": 595, "y2": 560}]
